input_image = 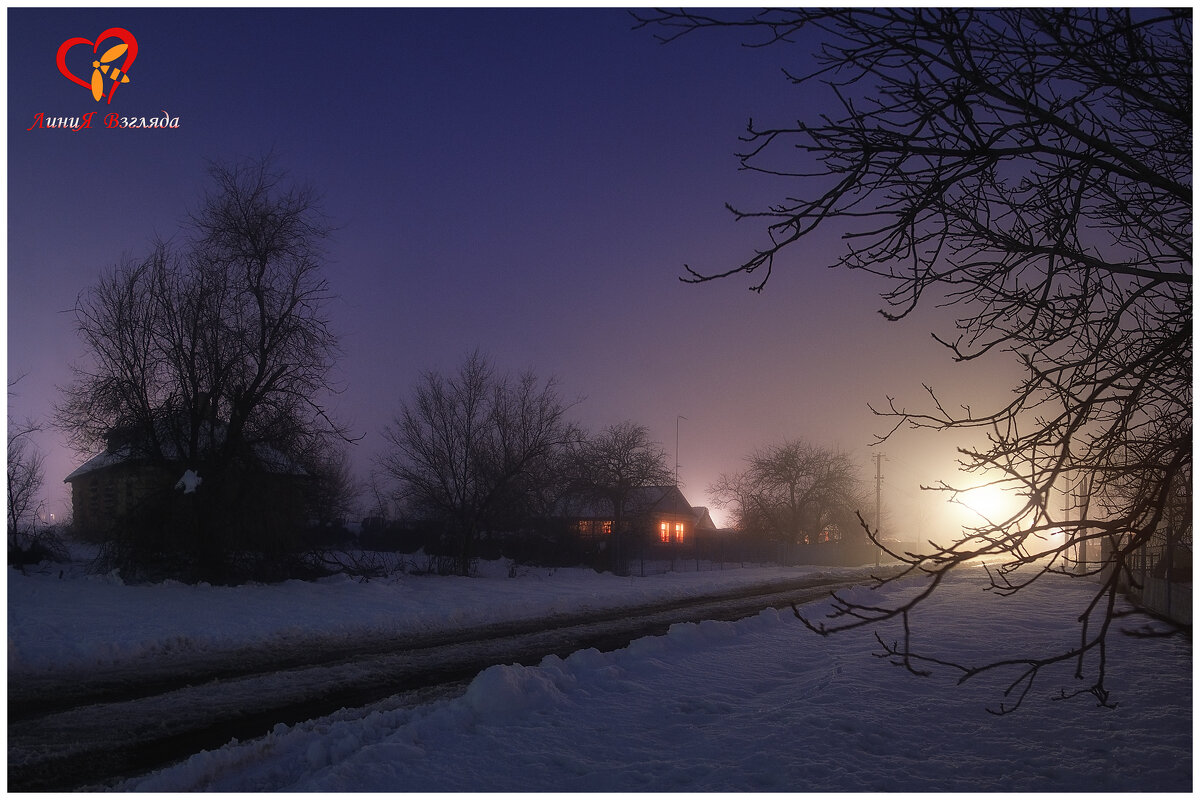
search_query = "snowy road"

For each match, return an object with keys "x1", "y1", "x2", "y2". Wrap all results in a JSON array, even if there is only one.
[{"x1": 9, "y1": 572, "x2": 885, "y2": 791}]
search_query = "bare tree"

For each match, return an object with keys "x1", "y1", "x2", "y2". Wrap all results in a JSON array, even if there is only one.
[
  {"x1": 57, "y1": 156, "x2": 347, "y2": 580},
  {"x1": 364, "y1": 470, "x2": 397, "y2": 522},
  {"x1": 570, "y1": 421, "x2": 673, "y2": 574},
  {"x1": 521, "y1": 420, "x2": 587, "y2": 520},
  {"x1": 711, "y1": 439, "x2": 864, "y2": 546},
  {"x1": 8, "y1": 377, "x2": 69, "y2": 567},
  {"x1": 379, "y1": 352, "x2": 572, "y2": 576},
  {"x1": 7, "y1": 417, "x2": 45, "y2": 537},
  {"x1": 709, "y1": 470, "x2": 763, "y2": 534},
  {"x1": 636, "y1": 8, "x2": 1191, "y2": 710},
  {"x1": 300, "y1": 446, "x2": 359, "y2": 529}
]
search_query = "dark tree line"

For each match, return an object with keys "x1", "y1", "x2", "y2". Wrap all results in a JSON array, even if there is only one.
[
  {"x1": 377, "y1": 354, "x2": 873, "y2": 576},
  {"x1": 377, "y1": 352, "x2": 688, "y2": 577},
  {"x1": 636, "y1": 7, "x2": 1191, "y2": 710},
  {"x1": 711, "y1": 439, "x2": 867, "y2": 549}
]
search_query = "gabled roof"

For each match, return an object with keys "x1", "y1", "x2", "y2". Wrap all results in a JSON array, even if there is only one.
[
  {"x1": 561, "y1": 485, "x2": 695, "y2": 519},
  {"x1": 63, "y1": 418, "x2": 304, "y2": 483},
  {"x1": 64, "y1": 450, "x2": 135, "y2": 482}
]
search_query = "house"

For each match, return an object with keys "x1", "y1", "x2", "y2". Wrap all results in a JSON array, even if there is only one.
[
  {"x1": 563, "y1": 485, "x2": 700, "y2": 545},
  {"x1": 692, "y1": 506, "x2": 717, "y2": 533},
  {"x1": 64, "y1": 416, "x2": 307, "y2": 536}
]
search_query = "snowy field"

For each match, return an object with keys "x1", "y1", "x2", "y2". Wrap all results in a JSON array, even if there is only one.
[
  {"x1": 7, "y1": 556, "x2": 1193, "y2": 792},
  {"x1": 9, "y1": 556, "x2": 852, "y2": 675}
]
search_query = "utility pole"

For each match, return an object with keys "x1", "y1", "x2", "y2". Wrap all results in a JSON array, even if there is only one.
[
  {"x1": 874, "y1": 452, "x2": 884, "y2": 567},
  {"x1": 675, "y1": 415, "x2": 686, "y2": 490}
]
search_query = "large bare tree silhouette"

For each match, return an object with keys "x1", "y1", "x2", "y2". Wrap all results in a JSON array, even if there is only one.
[{"x1": 637, "y1": 7, "x2": 1191, "y2": 711}]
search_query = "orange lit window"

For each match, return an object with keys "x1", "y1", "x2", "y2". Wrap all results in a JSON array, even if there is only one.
[
  {"x1": 579, "y1": 520, "x2": 614, "y2": 539},
  {"x1": 674, "y1": 522, "x2": 684, "y2": 542},
  {"x1": 659, "y1": 522, "x2": 670, "y2": 542}
]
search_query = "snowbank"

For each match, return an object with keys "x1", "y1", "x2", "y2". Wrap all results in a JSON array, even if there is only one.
[{"x1": 109, "y1": 568, "x2": 1190, "y2": 792}]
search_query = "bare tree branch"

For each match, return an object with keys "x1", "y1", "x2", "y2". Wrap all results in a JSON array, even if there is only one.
[{"x1": 641, "y1": 7, "x2": 1192, "y2": 711}]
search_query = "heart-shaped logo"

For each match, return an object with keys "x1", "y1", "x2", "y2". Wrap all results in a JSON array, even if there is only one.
[{"x1": 56, "y1": 28, "x2": 138, "y2": 104}]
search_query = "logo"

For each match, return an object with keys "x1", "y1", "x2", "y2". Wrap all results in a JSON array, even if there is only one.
[
  {"x1": 56, "y1": 28, "x2": 138, "y2": 104},
  {"x1": 25, "y1": 26, "x2": 180, "y2": 132}
]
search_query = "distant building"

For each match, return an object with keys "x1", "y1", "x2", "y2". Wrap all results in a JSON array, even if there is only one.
[
  {"x1": 64, "y1": 416, "x2": 307, "y2": 536},
  {"x1": 562, "y1": 484, "x2": 699, "y2": 546}
]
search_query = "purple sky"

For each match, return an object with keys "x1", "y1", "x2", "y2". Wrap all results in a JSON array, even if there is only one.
[{"x1": 8, "y1": 8, "x2": 1014, "y2": 532}]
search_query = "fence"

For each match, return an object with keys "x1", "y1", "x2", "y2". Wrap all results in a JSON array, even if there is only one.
[
  {"x1": 1125, "y1": 529, "x2": 1192, "y2": 625},
  {"x1": 614, "y1": 531, "x2": 877, "y2": 576}
]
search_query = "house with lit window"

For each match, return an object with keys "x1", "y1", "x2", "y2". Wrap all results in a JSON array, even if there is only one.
[{"x1": 562, "y1": 485, "x2": 705, "y2": 547}]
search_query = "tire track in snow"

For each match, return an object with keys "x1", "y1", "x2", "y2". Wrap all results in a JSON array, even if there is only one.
[{"x1": 8, "y1": 570, "x2": 898, "y2": 791}]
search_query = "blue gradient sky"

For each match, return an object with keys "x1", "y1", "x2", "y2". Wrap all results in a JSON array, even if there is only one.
[{"x1": 8, "y1": 7, "x2": 1012, "y2": 532}]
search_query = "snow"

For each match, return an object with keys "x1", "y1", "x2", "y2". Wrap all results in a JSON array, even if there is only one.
[
  {"x1": 174, "y1": 469, "x2": 202, "y2": 494},
  {"x1": 7, "y1": 556, "x2": 1192, "y2": 792},
  {"x1": 8, "y1": 558, "x2": 845, "y2": 674}
]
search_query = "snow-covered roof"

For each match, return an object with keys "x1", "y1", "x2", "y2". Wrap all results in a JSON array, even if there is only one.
[
  {"x1": 63, "y1": 419, "x2": 305, "y2": 482},
  {"x1": 63, "y1": 451, "x2": 123, "y2": 482}
]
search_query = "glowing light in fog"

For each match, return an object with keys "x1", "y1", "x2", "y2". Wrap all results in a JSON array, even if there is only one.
[{"x1": 958, "y1": 484, "x2": 1021, "y2": 522}]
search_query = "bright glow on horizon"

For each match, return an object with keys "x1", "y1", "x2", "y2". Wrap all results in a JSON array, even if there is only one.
[{"x1": 958, "y1": 484, "x2": 1023, "y2": 523}]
